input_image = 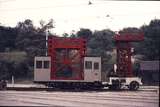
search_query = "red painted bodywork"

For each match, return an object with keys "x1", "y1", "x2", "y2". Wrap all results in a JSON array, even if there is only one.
[
  {"x1": 114, "y1": 33, "x2": 144, "y2": 77},
  {"x1": 48, "y1": 36, "x2": 86, "y2": 80}
]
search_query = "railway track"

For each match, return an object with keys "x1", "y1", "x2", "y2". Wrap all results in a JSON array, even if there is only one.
[{"x1": 6, "y1": 86, "x2": 159, "y2": 93}]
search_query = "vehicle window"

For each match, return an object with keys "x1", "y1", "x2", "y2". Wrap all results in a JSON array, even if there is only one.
[
  {"x1": 85, "y1": 61, "x2": 92, "y2": 69},
  {"x1": 94, "y1": 62, "x2": 99, "y2": 70},
  {"x1": 36, "y1": 61, "x2": 42, "y2": 68},
  {"x1": 44, "y1": 61, "x2": 49, "y2": 69}
]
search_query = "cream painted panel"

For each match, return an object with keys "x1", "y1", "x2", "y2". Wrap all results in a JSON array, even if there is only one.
[
  {"x1": 34, "y1": 56, "x2": 51, "y2": 81},
  {"x1": 84, "y1": 57, "x2": 101, "y2": 82},
  {"x1": 34, "y1": 70, "x2": 50, "y2": 81}
]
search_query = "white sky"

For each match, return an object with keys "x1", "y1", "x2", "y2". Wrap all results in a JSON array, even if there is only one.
[{"x1": 0, "y1": 0, "x2": 160, "y2": 35}]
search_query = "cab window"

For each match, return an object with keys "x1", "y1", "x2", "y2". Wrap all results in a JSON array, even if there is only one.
[
  {"x1": 44, "y1": 61, "x2": 49, "y2": 69},
  {"x1": 94, "y1": 62, "x2": 99, "y2": 70},
  {"x1": 36, "y1": 61, "x2": 42, "y2": 68},
  {"x1": 85, "y1": 61, "x2": 92, "y2": 69}
]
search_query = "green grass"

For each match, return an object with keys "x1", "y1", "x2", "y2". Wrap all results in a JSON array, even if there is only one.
[{"x1": 0, "y1": 51, "x2": 27, "y2": 63}]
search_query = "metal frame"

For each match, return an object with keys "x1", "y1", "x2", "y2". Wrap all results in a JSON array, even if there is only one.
[
  {"x1": 114, "y1": 33, "x2": 144, "y2": 77},
  {"x1": 48, "y1": 36, "x2": 86, "y2": 80}
]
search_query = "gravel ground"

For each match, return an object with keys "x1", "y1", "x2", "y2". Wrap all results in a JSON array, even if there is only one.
[{"x1": 0, "y1": 86, "x2": 159, "y2": 107}]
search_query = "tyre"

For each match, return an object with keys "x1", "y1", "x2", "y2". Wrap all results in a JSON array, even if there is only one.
[
  {"x1": 108, "y1": 80, "x2": 121, "y2": 90},
  {"x1": 108, "y1": 84, "x2": 121, "y2": 90},
  {"x1": 129, "y1": 81, "x2": 139, "y2": 91}
]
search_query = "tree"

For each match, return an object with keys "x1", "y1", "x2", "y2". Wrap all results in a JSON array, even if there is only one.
[
  {"x1": 14, "y1": 19, "x2": 53, "y2": 79},
  {"x1": 0, "y1": 60, "x2": 14, "y2": 80},
  {"x1": 62, "y1": 33, "x2": 69, "y2": 37},
  {"x1": 88, "y1": 29, "x2": 114, "y2": 53},
  {"x1": 0, "y1": 26, "x2": 17, "y2": 52},
  {"x1": 77, "y1": 28, "x2": 92, "y2": 40},
  {"x1": 15, "y1": 19, "x2": 47, "y2": 56},
  {"x1": 87, "y1": 29, "x2": 115, "y2": 72},
  {"x1": 39, "y1": 19, "x2": 55, "y2": 32},
  {"x1": 70, "y1": 30, "x2": 77, "y2": 38},
  {"x1": 139, "y1": 19, "x2": 160, "y2": 60},
  {"x1": 119, "y1": 27, "x2": 142, "y2": 34}
]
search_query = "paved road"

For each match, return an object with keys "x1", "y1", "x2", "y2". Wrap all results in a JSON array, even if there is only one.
[{"x1": 0, "y1": 88, "x2": 159, "y2": 107}]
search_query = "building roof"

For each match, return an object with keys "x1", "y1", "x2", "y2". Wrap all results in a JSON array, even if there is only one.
[{"x1": 140, "y1": 61, "x2": 159, "y2": 71}]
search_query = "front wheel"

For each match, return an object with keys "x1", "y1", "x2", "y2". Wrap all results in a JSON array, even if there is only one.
[{"x1": 129, "y1": 81, "x2": 139, "y2": 91}]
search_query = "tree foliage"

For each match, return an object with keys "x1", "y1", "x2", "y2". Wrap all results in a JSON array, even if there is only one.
[
  {"x1": 77, "y1": 28, "x2": 92, "y2": 40},
  {"x1": 0, "y1": 19, "x2": 54, "y2": 79},
  {"x1": 0, "y1": 26, "x2": 17, "y2": 52},
  {"x1": 62, "y1": 33, "x2": 69, "y2": 37},
  {"x1": 139, "y1": 19, "x2": 160, "y2": 60},
  {"x1": 87, "y1": 29, "x2": 115, "y2": 72},
  {"x1": 0, "y1": 19, "x2": 159, "y2": 80}
]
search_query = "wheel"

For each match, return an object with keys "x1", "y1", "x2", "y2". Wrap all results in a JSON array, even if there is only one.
[
  {"x1": 108, "y1": 84, "x2": 121, "y2": 90},
  {"x1": 129, "y1": 81, "x2": 139, "y2": 91},
  {"x1": 108, "y1": 79, "x2": 121, "y2": 90}
]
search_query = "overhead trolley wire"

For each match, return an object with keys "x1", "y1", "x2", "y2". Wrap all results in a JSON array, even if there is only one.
[{"x1": 0, "y1": 1, "x2": 108, "y2": 12}]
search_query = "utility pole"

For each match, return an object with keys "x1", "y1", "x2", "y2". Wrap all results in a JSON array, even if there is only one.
[{"x1": 46, "y1": 30, "x2": 49, "y2": 56}]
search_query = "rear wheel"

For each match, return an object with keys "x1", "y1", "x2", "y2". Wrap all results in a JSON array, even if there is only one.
[
  {"x1": 108, "y1": 84, "x2": 121, "y2": 90},
  {"x1": 129, "y1": 81, "x2": 139, "y2": 91},
  {"x1": 108, "y1": 80, "x2": 121, "y2": 90}
]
